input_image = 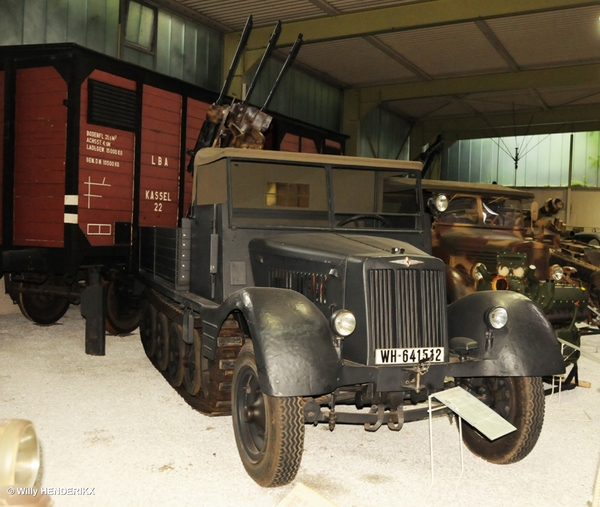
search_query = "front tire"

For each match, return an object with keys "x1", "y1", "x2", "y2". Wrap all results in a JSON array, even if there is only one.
[
  {"x1": 232, "y1": 342, "x2": 305, "y2": 487},
  {"x1": 459, "y1": 376, "x2": 545, "y2": 464}
]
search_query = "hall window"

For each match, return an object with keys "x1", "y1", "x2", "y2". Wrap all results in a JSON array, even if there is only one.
[{"x1": 266, "y1": 183, "x2": 310, "y2": 208}]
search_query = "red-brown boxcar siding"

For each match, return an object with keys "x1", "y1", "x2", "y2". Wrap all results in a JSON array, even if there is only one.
[
  {"x1": 325, "y1": 139, "x2": 342, "y2": 153},
  {"x1": 139, "y1": 85, "x2": 181, "y2": 227},
  {"x1": 0, "y1": 71, "x2": 4, "y2": 243},
  {"x1": 301, "y1": 137, "x2": 318, "y2": 154},
  {"x1": 13, "y1": 67, "x2": 67, "y2": 247},
  {"x1": 78, "y1": 71, "x2": 136, "y2": 247},
  {"x1": 280, "y1": 134, "x2": 300, "y2": 152},
  {"x1": 184, "y1": 98, "x2": 211, "y2": 215}
]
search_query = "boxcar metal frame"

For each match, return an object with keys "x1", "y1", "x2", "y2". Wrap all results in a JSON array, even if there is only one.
[{"x1": 0, "y1": 43, "x2": 346, "y2": 352}]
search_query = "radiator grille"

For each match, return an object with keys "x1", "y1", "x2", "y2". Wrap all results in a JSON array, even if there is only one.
[
  {"x1": 461, "y1": 249, "x2": 497, "y2": 269},
  {"x1": 268, "y1": 269, "x2": 327, "y2": 304},
  {"x1": 368, "y1": 268, "x2": 446, "y2": 349},
  {"x1": 88, "y1": 79, "x2": 137, "y2": 131}
]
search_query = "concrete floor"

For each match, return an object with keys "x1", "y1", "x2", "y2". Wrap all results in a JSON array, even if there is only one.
[{"x1": 1, "y1": 304, "x2": 600, "y2": 507}]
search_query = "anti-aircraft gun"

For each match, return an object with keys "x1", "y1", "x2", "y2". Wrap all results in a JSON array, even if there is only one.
[{"x1": 187, "y1": 15, "x2": 303, "y2": 163}]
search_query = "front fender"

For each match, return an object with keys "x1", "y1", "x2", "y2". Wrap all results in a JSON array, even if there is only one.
[
  {"x1": 212, "y1": 287, "x2": 342, "y2": 397},
  {"x1": 446, "y1": 291, "x2": 565, "y2": 377}
]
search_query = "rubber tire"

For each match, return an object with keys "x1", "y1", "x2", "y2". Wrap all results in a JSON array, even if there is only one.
[
  {"x1": 460, "y1": 376, "x2": 545, "y2": 464},
  {"x1": 155, "y1": 313, "x2": 170, "y2": 371},
  {"x1": 167, "y1": 322, "x2": 185, "y2": 387},
  {"x1": 232, "y1": 342, "x2": 305, "y2": 487},
  {"x1": 139, "y1": 298, "x2": 157, "y2": 359}
]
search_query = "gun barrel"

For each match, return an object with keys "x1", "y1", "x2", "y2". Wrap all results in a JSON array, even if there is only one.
[
  {"x1": 262, "y1": 33, "x2": 303, "y2": 111},
  {"x1": 243, "y1": 20, "x2": 282, "y2": 105},
  {"x1": 216, "y1": 15, "x2": 253, "y2": 105}
]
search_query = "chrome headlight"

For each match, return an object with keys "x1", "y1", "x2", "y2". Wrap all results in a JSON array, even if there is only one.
[
  {"x1": 433, "y1": 194, "x2": 448, "y2": 212},
  {"x1": 550, "y1": 264, "x2": 564, "y2": 281},
  {"x1": 486, "y1": 306, "x2": 508, "y2": 329},
  {"x1": 471, "y1": 262, "x2": 486, "y2": 281},
  {"x1": 331, "y1": 310, "x2": 356, "y2": 337}
]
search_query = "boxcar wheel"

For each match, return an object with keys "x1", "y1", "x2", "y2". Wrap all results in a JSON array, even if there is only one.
[
  {"x1": 167, "y1": 322, "x2": 185, "y2": 387},
  {"x1": 459, "y1": 376, "x2": 544, "y2": 464},
  {"x1": 154, "y1": 313, "x2": 170, "y2": 371},
  {"x1": 232, "y1": 342, "x2": 304, "y2": 487},
  {"x1": 17, "y1": 282, "x2": 70, "y2": 325},
  {"x1": 105, "y1": 278, "x2": 140, "y2": 335}
]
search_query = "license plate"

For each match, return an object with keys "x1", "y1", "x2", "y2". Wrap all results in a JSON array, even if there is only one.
[{"x1": 375, "y1": 347, "x2": 444, "y2": 365}]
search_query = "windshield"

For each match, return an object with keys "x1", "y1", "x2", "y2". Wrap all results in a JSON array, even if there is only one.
[
  {"x1": 229, "y1": 160, "x2": 422, "y2": 230},
  {"x1": 332, "y1": 169, "x2": 420, "y2": 229},
  {"x1": 481, "y1": 197, "x2": 524, "y2": 227},
  {"x1": 437, "y1": 195, "x2": 524, "y2": 228}
]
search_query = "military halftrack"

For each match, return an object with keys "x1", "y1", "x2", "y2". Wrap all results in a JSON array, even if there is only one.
[{"x1": 137, "y1": 147, "x2": 564, "y2": 487}]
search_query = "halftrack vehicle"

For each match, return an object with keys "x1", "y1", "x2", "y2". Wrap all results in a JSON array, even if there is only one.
[{"x1": 137, "y1": 148, "x2": 564, "y2": 487}]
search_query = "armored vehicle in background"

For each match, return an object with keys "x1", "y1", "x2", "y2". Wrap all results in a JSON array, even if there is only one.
[
  {"x1": 137, "y1": 148, "x2": 564, "y2": 487},
  {"x1": 422, "y1": 180, "x2": 587, "y2": 373}
]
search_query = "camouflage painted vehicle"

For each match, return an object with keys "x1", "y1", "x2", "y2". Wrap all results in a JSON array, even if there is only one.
[
  {"x1": 422, "y1": 180, "x2": 562, "y2": 300},
  {"x1": 422, "y1": 180, "x2": 586, "y2": 368},
  {"x1": 473, "y1": 251, "x2": 586, "y2": 366}
]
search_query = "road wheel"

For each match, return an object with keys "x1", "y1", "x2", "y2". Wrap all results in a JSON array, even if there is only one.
[
  {"x1": 183, "y1": 329, "x2": 203, "y2": 396},
  {"x1": 104, "y1": 277, "x2": 140, "y2": 335},
  {"x1": 139, "y1": 297, "x2": 157, "y2": 359},
  {"x1": 167, "y1": 322, "x2": 185, "y2": 387},
  {"x1": 17, "y1": 280, "x2": 70, "y2": 325},
  {"x1": 459, "y1": 376, "x2": 544, "y2": 464},
  {"x1": 155, "y1": 313, "x2": 170, "y2": 371},
  {"x1": 232, "y1": 342, "x2": 304, "y2": 487}
]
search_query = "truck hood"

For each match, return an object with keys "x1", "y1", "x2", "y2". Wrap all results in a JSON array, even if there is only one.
[{"x1": 249, "y1": 232, "x2": 429, "y2": 263}]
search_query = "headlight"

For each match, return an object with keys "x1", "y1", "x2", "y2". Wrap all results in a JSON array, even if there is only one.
[
  {"x1": 512, "y1": 266, "x2": 525, "y2": 278},
  {"x1": 486, "y1": 306, "x2": 508, "y2": 329},
  {"x1": 433, "y1": 194, "x2": 448, "y2": 212},
  {"x1": 497, "y1": 265, "x2": 509, "y2": 277},
  {"x1": 550, "y1": 264, "x2": 564, "y2": 281},
  {"x1": 331, "y1": 310, "x2": 356, "y2": 337},
  {"x1": 471, "y1": 263, "x2": 486, "y2": 281}
]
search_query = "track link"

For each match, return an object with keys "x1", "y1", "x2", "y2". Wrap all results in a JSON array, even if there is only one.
[{"x1": 143, "y1": 289, "x2": 245, "y2": 415}]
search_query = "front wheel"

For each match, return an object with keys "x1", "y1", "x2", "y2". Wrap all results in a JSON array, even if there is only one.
[
  {"x1": 458, "y1": 376, "x2": 545, "y2": 464},
  {"x1": 232, "y1": 342, "x2": 305, "y2": 487}
]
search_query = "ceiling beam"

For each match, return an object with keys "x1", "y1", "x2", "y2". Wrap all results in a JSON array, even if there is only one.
[
  {"x1": 474, "y1": 19, "x2": 519, "y2": 71},
  {"x1": 416, "y1": 104, "x2": 600, "y2": 140},
  {"x1": 236, "y1": 0, "x2": 599, "y2": 48},
  {"x1": 359, "y1": 62, "x2": 600, "y2": 103}
]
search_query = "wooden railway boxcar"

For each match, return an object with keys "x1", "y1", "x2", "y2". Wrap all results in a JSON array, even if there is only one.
[{"x1": 0, "y1": 43, "x2": 345, "y2": 351}]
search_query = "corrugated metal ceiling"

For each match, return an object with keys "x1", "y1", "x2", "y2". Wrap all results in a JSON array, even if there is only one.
[{"x1": 164, "y1": 0, "x2": 600, "y2": 136}]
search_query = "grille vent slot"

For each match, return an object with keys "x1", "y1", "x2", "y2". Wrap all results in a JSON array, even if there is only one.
[
  {"x1": 268, "y1": 269, "x2": 327, "y2": 304},
  {"x1": 368, "y1": 268, "x2": 446, "y2": 350},
  {"x1": 88, "y1": 79, "x2": 137, "y2": 131}
]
